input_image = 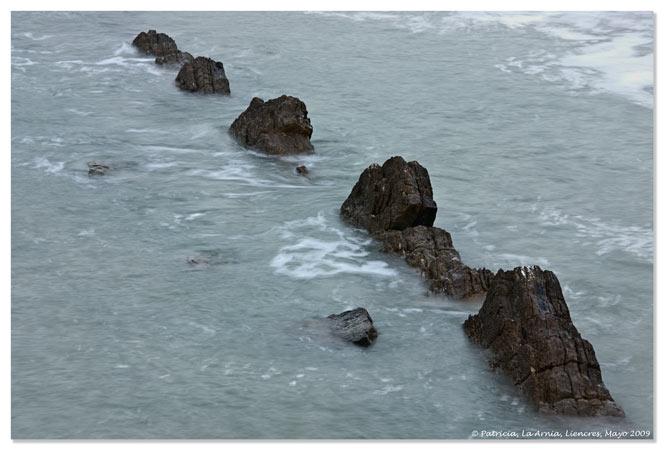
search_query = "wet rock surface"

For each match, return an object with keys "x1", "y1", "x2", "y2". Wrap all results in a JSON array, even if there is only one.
[
  {"x1": 340, "y1": 156, "x2": 437, "y2": 234},
  {"x1": 463, "y1": 266, "x2": 624, "y2": 416},
  {"x1": 87, "y1": 161, "x2": 110, "y2": 176},
  {"x1": 378, "y1": 226, "x2": 494, "y2": 299},
  {"x1": 229, "y1": 95, "x2": 314, "y2": 155},
  {"x1": 327, "y1": 308, "x2": 378, "y2": 347},
  {"x1": 295, "y1": 165, "x2": 308, "y2": 175},
  {"x1": 156, "y1": 50, "x2": 193, "y2": 66},
  {"x1": 175, "y1": 56, "x2": 230, "y2": 94},
  {"x1": 132, "y1": 30, "x2": 179, "y2": 59}
]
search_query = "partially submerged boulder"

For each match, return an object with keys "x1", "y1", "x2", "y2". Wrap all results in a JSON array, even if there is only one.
[
  {"x1": 175, "y1": 56, "x2": 230, "y2": 94},
  {"x1": 296, "y1": 165, "x2": 308, "y2": 175},
  {"x1": 156, "y1": 50, "x2": 193, "y2": 66},
  {"x1": 327, "y1": 308, "x2": 378, "y2": 347},
  {"x1": 229, "y1": 96, "x2": 314, "y2": 155},
  {"x1": 340, "y1": 156, "x2": 437, "y2": 234},
  {"x1": 87, "y1": 161, "x2": 110, "y2": 176},
  {"x1": 463, "y1": 266, "x2": 624, "y2": 416},
  {"x1": 379, "y1": 226, "x2": 493, "y2": 299}
]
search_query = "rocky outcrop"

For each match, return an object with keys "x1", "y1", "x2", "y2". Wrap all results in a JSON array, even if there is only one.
[
  {"x1": 296, "y1": 165, "x2": 308, "y2": 175},
  {"x1": 327, "y1": 308, "x2": 378, "y2": 347},
  {"x1": 132, "y1": 30, "x2": 191, "y2": 65},
  {"x1": 87, "y1": 161, "x2": 110, "y2": 176},
  {"x1": 341, "y1": 156, "x2": 491, "y2": 299},
  {"x1": 341, "y1": 156, "x2": 437, "y2": 234},
  {"x1": 229, "y1": 96, "x2": 314, "y2": 155},
  {"x1": 175, "y1": 56, "x2": 230, "y2": 94},
  {"x1": 378, "y1": 226, "x2": 494, "y2": 299},
  {"x1": 463, "y1": 266, "x2": 624, "y2": 416}
]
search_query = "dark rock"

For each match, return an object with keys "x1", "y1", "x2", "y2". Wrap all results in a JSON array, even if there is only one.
[
  {"x1": 463, "y1": 266, "x2": 624, "y2": 416},
  {"x1": 296, "y1": 165, "x2": 308, "y2": 175},
  {"x1": 132, "y1": 29, "x2": 180, "y2": 59},
  {"x1": 340, "y1": 156, "x2": 438, "y2": 234},
  {"x1": 186, "y1": 256, "x2": 210, "y2": 267},
  {"x1": 87, "y1": 161, "x2": 110, "y2": 176},
  {"x1": 378, "y1": 226, "x2": 494, "y2": 299},
  {"x1": 327, "y1": 308, "x2": 378, "y2": 347},
  {"x1": 175, "y1": 56, "x2": 230, "y2": 94},
  {"x1": 229, "y1": 96, "x2": 314, "y2": 155},
  {"x1": 156, "y1": 50, "x2": 193, "y2": 66}
]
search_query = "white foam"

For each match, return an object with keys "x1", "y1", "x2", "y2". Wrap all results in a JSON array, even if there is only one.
[
  {"x1": 113, "y1": 41, "x2": 138, "y2": 56},
  {"x1": 23, "y1": 32, "x2": 53, "y2": 41},
  {"x1": 33, "y1": 157, "x2": 64, "y2": 174},
  {"x1": 271, "y1": 212, "x2": 398, "y2": 280}
]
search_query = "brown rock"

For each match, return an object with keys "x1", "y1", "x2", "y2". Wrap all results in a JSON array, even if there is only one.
[
  {"x1": 378, "y1": 226, "x2": 493, "y2": 299},
  {"x1": 175, "y1": 56, "x2": 230, "y2": 94},
  {"x1": 229, "y1": 96, "x2": 314, "y2": 155},
  {"x1": 296, "y1": 165, "x2": 308, "y2": 175},
  {"x1": 132, "y1": 29, "x2": 179, "y2": 58},
  {"x1": 156, "y1": 50, "x2": 193, "y2": 66},
  {"x1": 340, "y1": 156, "x2": 437, "y2": 234},
  {"x1": 463, "y1": 266, "x2": 624, "y2": 416}
]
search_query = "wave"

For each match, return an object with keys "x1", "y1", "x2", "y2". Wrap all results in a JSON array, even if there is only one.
[
  {"x1": 33, "y1": 157, "x2": 64, "y2": 174},
  {"x1": 271, "y1": 212, "x2": 398, "y2": 279},
  {"x1": 23, "y1": 32, "x2": 53, "y2": 41}
]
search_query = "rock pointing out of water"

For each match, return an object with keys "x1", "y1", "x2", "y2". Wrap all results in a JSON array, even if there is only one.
[
  {"x1": 87, "y1": 161, "x2": 110, "y2": 176},
  {"x1": 341, "y1": 156, "x2": 437, "y2": 234},
  {"x1": 132, "y1": 29, "x2": 192, "y2": 65},
  {"x1": 379, "y1": 226, "x2": 494, "y2": 299},
  {"x1": 229, "y1": 96, "x2": 314, "y2": 155},
  {"x1": 327, "y1": 308, "x2": 378, "y2": 347},
  {"x1": 175, "y1": 56, "x2": 230, "y2": 94},
  {"x1": 463, "y1": 266, "x2": 624, "y2": 416}
]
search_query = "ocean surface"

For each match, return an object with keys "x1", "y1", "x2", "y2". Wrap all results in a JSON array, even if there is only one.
[{"x1": 11, "y1": 12, "x2": 653, "y2": 438}]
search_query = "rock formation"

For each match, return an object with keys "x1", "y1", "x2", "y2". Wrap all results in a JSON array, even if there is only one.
[
  {"x1": 87, "y1": 161, "x2": 110, "y2": 176},
  {"x1": 229, "y1": 96, "x2": 314, "y2": 155},
  {"x1": 132, "y1": 29, "x2": 191, "y2": 65},
  {"x1": 463, "y1": 266, "x2": 624, "y2": 416},
  {"x1": 296, "y1": 165, "x2": 308, "y2": 175},
  {"x1": 327, "y1": 308, "x2": 378, "y2": 347},
  {"x1": 341, "y1": 156, "x2": 492, "y2": 299},
  {"x1": 378, "y1": 226, "x2": 494, "y2": 299},
  {"x1": 341, "y1": 156, "x2": 437, "y2": 234},
  {"x1": 175, "y1": 56, "x2": 230, "y2": 94}
]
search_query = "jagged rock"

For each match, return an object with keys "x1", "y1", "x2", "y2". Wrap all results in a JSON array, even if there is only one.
[
  {"x1": 340, "y1": 156, "x2": 438, "y2": 234},
  {"x1": 327, "y1": 308, "x2": 378, "y2": 347},
  {"x1": 296, "y1": 165, "x2": 308, "y2": 175},
  {"x1": 175, "y1": 56, "x2": 230, "y2": 94},
  {"x1": 463, "y1": 266, "x2": 624, "y2": 416},
  {"x1": 378, "y1": 226, "x2": 494, "y2": 299},
  {"x1": 132, "y1": 29, "x2": 180, "y2": 59},
  {"x1": 229, "y1": 96, "x2": 314, "y2": 155},
  {"x1": 87, "y1": 161, "x2": 110, "y2": 176},
  {"x1": 156, "y1": 50, "x2": 193, "y2": 66}
]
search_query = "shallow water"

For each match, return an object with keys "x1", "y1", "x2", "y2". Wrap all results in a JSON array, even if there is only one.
[{"x1": 11, "y1": 12, "x2": 653, "y2": 438}]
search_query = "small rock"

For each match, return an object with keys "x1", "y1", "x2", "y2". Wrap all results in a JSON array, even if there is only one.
[
  {"x1": 87, "y1": 161, "x2": 110, "y2": 176},
  {"x1": 327, "y1": 308, "x2": 378, "y2": 347},
  {"x1": 175, "y1": 56, "x2": 230, "y2": 94},
  {"x1": 186, "y1": 256, "x2": 210, "y2": 267},
  {"x1": 463, "y1": 266, "x2": 624, "y2": 416},
  {"x1": 296, "y1": 165, "x2": 308, "y2": 175},
  {"x1": 229, "y1": 96, "x2": 314, "y2": 155}
]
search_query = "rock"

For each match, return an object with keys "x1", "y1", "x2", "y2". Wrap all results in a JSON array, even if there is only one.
[
  {"x1": 296, "y1": 165, "x2": 308, "y2": 175},
  {"x1": 132, "y1": 29, "x2": 180, "y2": 59},
  {"x1": 186, "y1": 256, "x2": 210, "y2": 267},
  {"x1": 378, "y1": 226, "x2": 494, "y2": 299},
  {"x1": 327, "y1": 308, "x2": 378, "y2": 347},
  {"x1": 229, "y1": 96, "x2": 314, "y2": 155},
  {"x1": 156, "y1": 50, "x2": 193, "y2": 66},
  {"x1": 175, "y1": 56, "x2": 230, "y2": 94},
  {"x1": 463, "y1": 266, "x2": 624, "y2": 416},
  {"x1": 87, "y1": 161, "x2": 110, "y2": 176},
  {"x1": 340, "y1": 156, "x2": 438, "y2": 234}
]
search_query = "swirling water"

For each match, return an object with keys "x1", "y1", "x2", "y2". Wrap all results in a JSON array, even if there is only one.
[{"x1": 11, "y1": 12, "x2": 653, "y2": 438}]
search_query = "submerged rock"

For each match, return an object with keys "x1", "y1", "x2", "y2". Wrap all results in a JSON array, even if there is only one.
[
  {"x1": 296, "y1": 165, "x2": 308, "y2": 175},
  {"x1": 340, "y1": 156, "x2": 437, "y2": 234},
  {"x1": 327, "y1": 308, "x2": 378, "y2": 347},
  {"x1": 87, "y1": 161, "x2": 110, "y2": 176},
  {"x1": 186, "y1": 256, "x2": 210, "y2": 267},
  {"x1": 379, "y1": 226, "x2": 493, "y2": 299},
  {"x1": 463, "y1": 266, "x2": 624, "y2": 416},
  {"x1": 156, "y1": 50, "x2": 193, "y2": 66},
  {"x1": 229, "y1": 96, "x2": 314, "y2": 155},
  {"x1": 175, "y1": 56, "x2": 230, "y2": 94}
]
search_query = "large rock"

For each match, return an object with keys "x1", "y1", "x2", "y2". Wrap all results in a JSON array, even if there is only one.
[
  {"x1": 327, "y1": 308, "x2": 378, "y2": 347},
  {"x1": 175, "y1": 56, "x2": 230, "y2": 94},
  {"x1": 340, "y1": 156, "x2": 438, "y2": 234},
  {"x1": 378, "y1": 226, "x2": 493, "y2": 299},
  {"x1": 463, "y1": 266, "x2": 624, "y2": 416},
  {"x1": 229, "y1": 96, "x2": 314, "y2": 155}
]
